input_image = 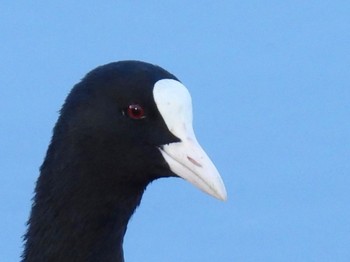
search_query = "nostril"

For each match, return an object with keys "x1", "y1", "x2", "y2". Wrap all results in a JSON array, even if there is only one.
[{"x1": 187, "y1": 156, "x2": 202, "y2": 167}]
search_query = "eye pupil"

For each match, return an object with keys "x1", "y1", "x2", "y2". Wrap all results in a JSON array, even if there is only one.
[{"x1": 127, "y1": 104, "x2": 145, "y2": 119}]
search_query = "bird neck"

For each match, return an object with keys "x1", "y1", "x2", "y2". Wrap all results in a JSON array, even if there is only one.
[{"x1": 22, "y1": 140, "x2": 148, "y2": 262}]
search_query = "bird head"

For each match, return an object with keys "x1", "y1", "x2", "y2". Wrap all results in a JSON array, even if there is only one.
[{"x1": 55, "y1": 61, "x2": 227, "y2": 200}]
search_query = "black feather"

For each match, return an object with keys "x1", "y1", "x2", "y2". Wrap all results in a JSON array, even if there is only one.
[{"x1": 22, "y1": 61, "x2": 181, "y2": 262}]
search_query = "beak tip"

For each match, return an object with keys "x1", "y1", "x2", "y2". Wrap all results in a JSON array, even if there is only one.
[
  {"x1": 215, "y1": 189, "x2": 228, "y2": 201},
  {"x1": 220, "y1": 195, "x2": 228, "y2": 201},
  {"x1": 207, "y1": 182, "x2": 227, "y2": 201}
]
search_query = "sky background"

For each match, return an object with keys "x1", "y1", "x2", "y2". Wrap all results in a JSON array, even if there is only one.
[{"x1": 1, "y1": 1, "x2": 349, "y2": 261}]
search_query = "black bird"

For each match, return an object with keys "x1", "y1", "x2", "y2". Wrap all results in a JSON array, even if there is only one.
[{"x1": 22, "y1": 61, "x2": 226, "y2": 262}]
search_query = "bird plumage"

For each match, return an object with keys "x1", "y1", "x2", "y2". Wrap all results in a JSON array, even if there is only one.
[{"x1": 22, "y1": 61, "x2": 226, "y2": 262}]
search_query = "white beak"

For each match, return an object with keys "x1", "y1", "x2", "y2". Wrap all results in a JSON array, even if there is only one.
[
  {"x1": 154, "y1": 79, "x2": 227, "y2": 201},
  {"x1": 159, "y1": 137, "x2": 227, "y2": 200}
]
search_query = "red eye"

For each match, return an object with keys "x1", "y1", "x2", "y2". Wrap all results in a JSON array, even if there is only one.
[{"x1": 127, "y1": 104, "x2": 145, "y2": 119}]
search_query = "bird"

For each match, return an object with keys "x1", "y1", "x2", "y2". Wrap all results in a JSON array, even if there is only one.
[{"x1": 22, "y1": 60, "x2": 227, "y2": 262}]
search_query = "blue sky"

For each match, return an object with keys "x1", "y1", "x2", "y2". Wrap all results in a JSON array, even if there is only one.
[{"x1": 1, "y1": 1, "x2": 349, "y2": 261}]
